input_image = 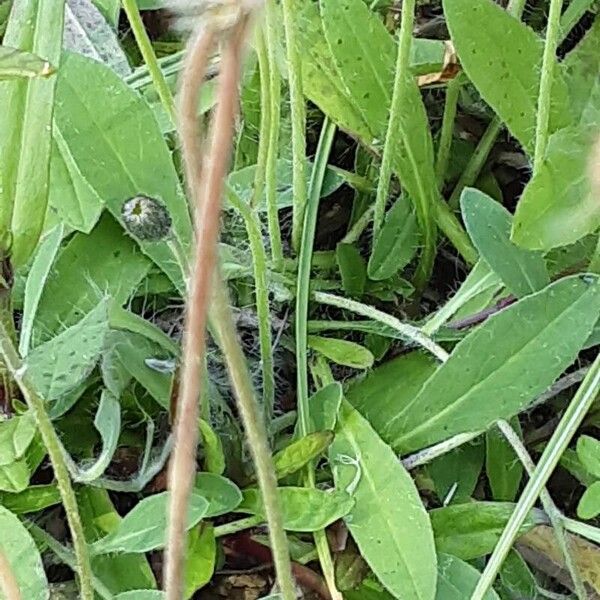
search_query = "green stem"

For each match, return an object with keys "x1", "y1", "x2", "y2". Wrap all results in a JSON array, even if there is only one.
[
  {"x1": 434, "y1": 201, "x2": 478, "y2": 265},
  {"x1": 227, "y1": 188, "x2": 275, "y2": 421},
  {"x1": 471, "y1": 353, "x2": 600, "y2": 600},
  {"x1": 533, "y1": 0, "x2": 564, "y2": 174},
  {"x1": 341, "y1": 206, "x2": 374, "y2": 245},
  {"x1": 436, "y1": 75, "x2": 463, "y2": 189},
  {"x1": 214, "y1": 515, "x2": 264, "y2": 538},
  {"x1": 209, "y1": 276, "x2": 295, "y2": 600},
  {"x1": 314, "y1": 291, "x2": 449, "y2": 362},
  {"x1": 281, "y1": 0, "x2": 308, "y2": 254},
  {"x1": 122, "y1": 0, "x2": 176, "y2": 124},
  {"x1": 0, "y1": 323, "x2": 94, "y2": 600},
  {"x1": 496, "y1": 420, "x2": 587, "y2": 599},
  {"x1": 262, "y1": 4, "x2": 284, "y2": 268}
]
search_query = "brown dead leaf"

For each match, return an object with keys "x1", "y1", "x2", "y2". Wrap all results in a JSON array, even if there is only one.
[{"x1": 417, "y1": 40, "x2": 460, "y2": 87}]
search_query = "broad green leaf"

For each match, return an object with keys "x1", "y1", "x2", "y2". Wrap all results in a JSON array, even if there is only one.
[
  {"x1": 577, "y1": 435, "x2": 600, "y2": 479},
  {"x1": 92, "y1": 491, "x2": 208, "y2": 554},
  {"x1": 431, "y1": 502, "x2": 546, "y2": 560},
  {"x1": 308, "y1": 382, "x2": 343, "y2": 433},
  {"x1": 443, "y1": 0, "x2": 570, "y2": 155},
  {"x1": 436, "y1": 553, "x2": 500, "y2": 600},
  {"x1": 393, "y1": 275, "x2": 600, "y2": 453},
  {"x1": 0, "y1": 457, "x2": 30, "y2": 492},
  {"x1": 0, "y1": 45, "x2": 53, "y2": 79},
  {"x1": 183, "y1": 523, "x2": 215, "y2": 599},
  {"x1": 34, "y1": 213, "x2": 151, "y2": 341},
  {"x1": 308, "y1": 335, "x2": 374, "y2": 369},
  {"x1": 66, "y1": 390, "x2": 120, "y2": 482},
  {"x1": 198, "y1": 419, "x2": 225, "y2": 475},
  {"x1": 486, "y1": 419, "x2": 523, "y2": 502},
  {"x1": 0, "y1": 412, "x2": 36, "y2": 466},
  {"x1": 53, "y1": 52, "x2": 193, "y2": 292},
  {"x1": 0, "y1": 484, "x2": 60, "y2": 514},
  {"x1": 498, "y1": 550, "x2": 539, "y2": 600},
  {"x1": 19, "y1": 224, "x2": 63, "y2": 357},
  {"x1": 0, "y1": 505, "x2": 48, "y2": 599},
  {"x1": 578, "y1": 481, "x2": 600, "y2": 519},
  {"x1": 461, "y1": 188, "x2": 549, "y2": 297},
  {"x1": 330, "y1": 401, "x2": 437, "y2": 600},
  {"x1": 0, "y1": 0, "x2": 65, "y2": 268},
  {"x1": 47, "y1": 127, "x2": 103, "y2": 233},
  {"x1": 78, "y1": 487, "x2": 156, "y2": 593},
  {"x1": 368, "y1": 198, "x2": 420, "y2": 281},
  {"x1": 26, "y1": 300, "x2": 110, "y2": 400},
  {"x1": 272, "y1": 431, "x2": 334, "y2": 480},
  {"x1": 238, "y1": 487, "x2": 354, "y2": 532},
  {"x1": 193, "y1": 473, "x2": 242, "y2": 517},
  {"x1": 336, "y1": 243, "x2": 367, "y2": 297},
  {"x1": 346, "y1": 352, "x2": 437, "y2": 452},
  {"x1": 512, "y1": 127, "x2": 600, "y2": 250},
  {"x1": 64, "y1": 0, "x2": 131, "y2": 77}
]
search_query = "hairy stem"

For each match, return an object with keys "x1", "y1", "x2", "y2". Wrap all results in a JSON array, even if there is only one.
[
  {"x1": 0, "y1": 323, "x2": 93, "y2": 600},
  {"x1": 472, "y1": 354, "x2": 600, "y2": 599}
]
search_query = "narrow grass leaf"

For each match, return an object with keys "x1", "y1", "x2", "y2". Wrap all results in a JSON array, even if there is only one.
[
  {"x1": 0, "y1": 45, "x2": 53, "y2": 79},
  {"x1": 330, "y1": 401, "x2": 437, "y2": 600},
  {"x1": 436, "y1": 554, "x2": 500, "y2": 600},
  {"x1": 393, "y1": 275, "x2": 600, "y2": 453},
  {"x1": 198, "y1": 419, "x2": 225, "y2": 475},
  {"x1": 0, "y1": 0, "x2": 65, "y2": 267},
  {"x1": 461, "y1": 188, "x2": 549, "y2": 297},
  {"x1": 0, "y1": 506, "x2": 48, "y2": 599},
  {"x1": 336, "y1": 243, "x2": 367, "y2": 297},
  {"x1": 308, "y1": 335, "x2": 374, "y2": 369},
  {"x1": 486, "y1": 419, "x2": 524, "y2": 502}
]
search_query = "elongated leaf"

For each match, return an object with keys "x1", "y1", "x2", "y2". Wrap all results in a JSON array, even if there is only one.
[
  {"x1": 461, "y1": 188, "x2": 549, "y2": 297},
  {"x1": 512, "y1": 126, "x2": 600, "y2": 250},
  {"x1": 393, "y1": 275, "x2": 600, "y2": 453},
  {"x1": 0, "y1": 0, "x2": 65, "y2": 268},
  {"x1": 336, "y1": 243, "x2": 367, "y2": 297},
  {"x1": 443, "y1": 0, "x2": 569, "y2": 155},
  {"x1": 92, "y1": 491, "x2": 208, "y2": 554},
  {"x1": 486, "y1": 419, "x2": 523, "y2": 502},
  {"x1": 0, "y1": 412, "x2": 36, "y2": 466},
  {"x1": 308, "y1": 335, "x2": 374, "y2": 369},
  {"x1": 368, "y1": 198, "x2": 419, "y2": 281},
  {"x1": 431, "y1": 502, "x2": 546, "y2": 560},
  {"x1": 577, "y1": 435, "x2": 600, "y2": 479},
  {"x1": 0, "y1": 484, "x2": 61, "y2": 514},
  {"x1": 272, "y1": 431, "x2": 334, "y2": 480},
  {"x1": 114, "y1": 593, "x2": 165, "y2": 600},
  {"x1": 19, "y1": 224, "x2": 63, "y2": 357},
  {"x1": 193, "y1": 473, "x2": 242, "y2": 517},
  {"x1": 330, "y1": 401, "x2": 437, "y2": 600},
  {"x1": 436, "y1": 554, "x2": 500, "y2": 600},
  {"x1": 0, "y1": 458, "x2": 30, "y2": 493},
  {"x1": 346, "y1": 352, "x2": 437, "y2": 452},
  {"x1": 308, "y1": 382, "x2": 343, "y2": 433},
  {"x1": 0, "y1": 506, "x2": 48, "y2": 599},
  {"x1": 26, "y1": 300, "x2": 110, "y2": 400},
  {"x1": 577, "y1": 481, "x2": 600, "y2": 519},
  {"x1": 64, "y1": 0, "x2": 131, "y2": 76},
  {"x1": 238, "y1": 487, "x2": 354, "y2": 532},
  {"x1": 0, "y1": 45, "x2": 53, "y2": 79},
  {"x1": 198, "y1": 419, "x2": 225, "y2": 475},
  {"x1": 53, "y1": 52, "x2": 193, "y2": 292},
  {"x1": 498, "y1": 550, "x2": 539, "y2": 600},
  {"x1": 34, "y1": 213, "x2": 151, "y2": 342},
  {"x1": 183, "y1": 524, "x2": 215, "y2": 599}
]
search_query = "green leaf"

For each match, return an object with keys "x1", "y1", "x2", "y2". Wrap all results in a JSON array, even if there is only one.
[
  {"x1": 183, "y1": 523, "x2": 215, "y2": 599},
  {"x1": 436, "y1": 553, "x2": 500, "y2": 600},
  {"x1": 193, "y1": 473, "x2": 242, "y2": 517},
  {"x1": 198, "y1": 419, "x2": 225, "y2": 475},
  {"x1": 0, "y1": 458, "x2": 30, "y2": 493},
  {"x1": 577, "y1": 481, "x2": 600, "y2": 519},
  {"x1": 0, "y1": 412, "x2": 36, "y2": 466},
  {"x1": 512, "y1": 127, "x2": 600, "y2": 250},
  {"x1": 0, "y1": 0, "x2": 65, "y2": 268},
  {"x1": 393, "y1": 275, "x2": 600, "y2": 453},
  {"x1": 92, "y1": 491, "x2": 208, "y2": 554},
  {"x1": 336, "y1": 243, "x2": 367, "y2": 297},
  {"x1": 498, "y1": 550, "x2": 539, "y2": 600},
  {"x1": 34, "y1": 213, "x2": 151, "y2": 342},
  {"x1": 345, "y1": 352, "x2": 437, "y2": 452},
  {"x1": 0, "y1": 505, "x2": 48, "y2": 599},
  {"x1": 308, "y1": 382, "x2": 343, "y2": 433},
  {"x1": 64, "y1": 0, "x2": 131, "y2": 77},
  {"x1": 53, "y1": 52, "x2": 193, "y2": 292},
  {"x1": 0, "y1": 45, "x2": 53, "y2": 80},
  {"x1": 272, "y1": 431, "x2": 334, "y2": 480},
  {"x1": 26, "y1": 300, "x2": 110, "y2": 401},
  {"x1": 443, "y1": 0, "x2": 570, "y2": 155},
  {"x1": 238, "y1": 487, "x2": 354, "y2": 532},
  {"x1": 486, "y1": 419, "x2": 524, "y2": 502},
  {"x1": 308, "y1": 335, "x2": 374, "y2": 369},
  {"x1": 19, "y1": 223, "x2": 63, "y2": 357},
  {"x1": 577, "y1": 435, "x2": 600, "y2": 479},
  {"x1": 330, "y1": 401, "x2": 437, "y2": 600},
  {"x1": 368, "y1": 197, "x2": 420, "y2": 281},
  {"x1": 0, "y1": 484, "x2": 60, "y2": 514},
  {"x1": 114, "y1": 593, "x2": 165, "y2": 600},
  {"x1": 431, "y1": 502, "x2": 546, "y2": 560},
  {"x1": 461, "y1": 188, "x2": 549, "y2": 297}
]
